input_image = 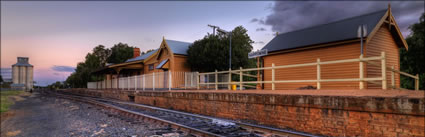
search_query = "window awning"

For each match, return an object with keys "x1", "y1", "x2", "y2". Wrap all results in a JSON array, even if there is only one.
[{"x1": 156, "y1": 59, "x2": 169, "y2": 69}]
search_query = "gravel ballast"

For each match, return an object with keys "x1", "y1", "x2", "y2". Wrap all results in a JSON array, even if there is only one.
[{"x1": 0, "y1": 92, "x2": 184, "y2": 137}]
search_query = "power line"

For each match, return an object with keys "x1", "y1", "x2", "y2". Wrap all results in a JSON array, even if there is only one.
[{"x1": 207, "y1": 24, "x2": 219, "y2": 36}]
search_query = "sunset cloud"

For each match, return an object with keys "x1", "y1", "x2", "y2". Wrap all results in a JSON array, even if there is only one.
[{"x1": 51, "y1": 65, "x2": 75, "y2": 72}]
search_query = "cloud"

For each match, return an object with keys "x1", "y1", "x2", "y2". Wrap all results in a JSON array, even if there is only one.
[
  {"x1": 256, "y1": 28, "x2": 267, "y2": 31},
  {"x1": 51, "y1": 65, "x2": 75, "y2": 72},
  {"x1": 264, "y1": 1, "x2": 424, "y2": 37},
  {"x1": 250, "y1": 18, "x2": 265, "y2": 24},
  {"x1": 255, "y1": 41, "x2": 265, "y2": 45},
  {"x1": 250, "y1": 18, "x2": 260, "y2": 23},
  {"x1": 1, "y1": 68, "x2": 12, "y2": 79}
]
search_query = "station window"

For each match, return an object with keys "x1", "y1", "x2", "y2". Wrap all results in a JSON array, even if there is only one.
[{"x1": 149, "y1": 64, "x2": 154, "y2": 70}]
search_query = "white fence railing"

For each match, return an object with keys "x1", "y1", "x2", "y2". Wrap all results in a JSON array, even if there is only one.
[
  {"x1": 88, "y1": 71, "x2": 198, "y2": 90},
  {"x1": 198, "y1": 52, "x2": 420, "y2": 91}
]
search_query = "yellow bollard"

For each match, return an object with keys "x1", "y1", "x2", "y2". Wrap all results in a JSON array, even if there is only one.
[{"x1": 232, "y1": 84, "x2": 237, "y2": 90}]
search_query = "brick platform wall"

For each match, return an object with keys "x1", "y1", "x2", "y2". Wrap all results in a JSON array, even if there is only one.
[{"x1": 63, "y1": 89, "x2": 425, "y2": 137}]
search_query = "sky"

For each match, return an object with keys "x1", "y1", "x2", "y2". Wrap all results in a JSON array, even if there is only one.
[{"x1": 1, "y1": 1, "x2": 424, "y2": 86}]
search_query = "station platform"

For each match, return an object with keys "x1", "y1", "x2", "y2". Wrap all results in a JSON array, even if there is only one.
[
  {"x1": 62, "y1": 88, "x2": 425, "y2": 137},
  {"x1": 165, "y1": 89, "x2": 424, "y2": 98}
]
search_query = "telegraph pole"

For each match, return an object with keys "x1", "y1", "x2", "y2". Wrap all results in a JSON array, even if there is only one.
[
  {"x1": 216, "y1": 27, "x2": 232, "y2": 69},
  {"x1": 209, "y1": 25, "x2": 233, "y2": 70},
  {"x1": 207, "y1": 24, "x2": 219, "y2": 36}
]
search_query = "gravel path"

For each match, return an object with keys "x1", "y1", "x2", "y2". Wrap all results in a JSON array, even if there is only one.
[{"x1": 1, "y1": 92, "x2": 185, "y2": 137}]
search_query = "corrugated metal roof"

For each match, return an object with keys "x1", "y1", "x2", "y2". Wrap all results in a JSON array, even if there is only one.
[
  {"x1": 156, "y1": 59, "x2": 169, "y2": 69},
  {"x1": 165, "y1": 39, "x2": 192, "y2": 55},
  {"x1": 123, "y1": 39, "x2": 191, "y2": 63},
  {"x1": 125, "y1": 49, "x2": 158, "y2": 63},
  {"x1": 262, "y1": 9, "x2": 387, "y2": 53}
]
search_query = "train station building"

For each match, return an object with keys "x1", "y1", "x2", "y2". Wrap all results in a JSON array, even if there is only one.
[
  {"x1": 91, "y1": 38, "x2": 194, "y2": 89},
  {"x1": 260, "y1": 7, "x2": 408, "y2": 90}
]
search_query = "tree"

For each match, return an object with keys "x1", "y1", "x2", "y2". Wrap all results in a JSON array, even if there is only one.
[
  {"x1": 66, "y1": 43, "x2": 136, "y2": 88},
  {"x1": 0, "y1": 75, "x2": 3, "y2": 83},
  {"x1": 92, "y1": 45, "x2": 111, "y2": 66},
  {"x1": 107, "y1": 43, "x2": 135, "y2": 64},
  {"x1": 400, "y1": 12, "x2": 425, "y2": 90},
  {"x1": 141, "y1": 49, "x2": 155, "y2": 55},
  {"x1": 66, "y1": 45, "x2": 110, "y2": 88},
  {"x1": 187, "y1": 26, "x2": 255, "y2": 72},
  {"x1": 47, "y1": 81, "x2": 66, "y2": 89}
]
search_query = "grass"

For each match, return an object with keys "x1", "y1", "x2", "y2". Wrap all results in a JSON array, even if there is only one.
[{"x1": 0, "y1": 90, "x2": 25, "y2": 113}]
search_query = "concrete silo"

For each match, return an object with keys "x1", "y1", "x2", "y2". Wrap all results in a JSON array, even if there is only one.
[{"x1": 11, "y1": 57, "x2": 33, "y2": 90}]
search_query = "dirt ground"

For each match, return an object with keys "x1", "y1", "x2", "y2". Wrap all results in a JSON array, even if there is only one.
[{"x1": 0, "y1": 92, "x2": 179, "y2": 137}]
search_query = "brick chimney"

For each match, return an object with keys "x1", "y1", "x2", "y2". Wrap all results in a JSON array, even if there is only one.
[{"x1": 133, "y1": 48, "x2": 140, "y2": 58}]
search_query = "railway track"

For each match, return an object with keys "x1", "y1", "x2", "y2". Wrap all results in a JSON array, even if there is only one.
[{"x1": 50, "y1": 91, "x2": 318, "y2": 137}]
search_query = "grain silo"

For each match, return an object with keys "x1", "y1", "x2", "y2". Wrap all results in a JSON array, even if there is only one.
[{"x1": 11, "y1": 57, "x2": 33, "y2": 90}]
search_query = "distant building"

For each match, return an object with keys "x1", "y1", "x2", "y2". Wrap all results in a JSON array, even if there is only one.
[{"x1": 11, "y1": 57, "x2": 34, "y2": 90}]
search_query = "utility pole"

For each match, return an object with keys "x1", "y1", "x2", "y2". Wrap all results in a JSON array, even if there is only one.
[
  {"x1": 216, "y1": 27, "x2": 232, "y2": 70},
  {"x1": 207, "y1": 24, "x2": 219, "y2": 36},
  {"x1": 208, "y1": 24, "x2": 233, "y2": 69}
]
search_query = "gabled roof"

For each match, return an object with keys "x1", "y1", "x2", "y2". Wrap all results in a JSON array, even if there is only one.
[
  {"x1": 125, "y1": 49, "x2": 158, "y2": 63},
  {"x1": 156, "y1": 59, "x2": 169, "y2": 69},
  {"x1": 262, "y1": 9, "x2": 388, "y2": 53},
  {"x1": 165, "y1": 39, "x2": 192, "y2": 55}
]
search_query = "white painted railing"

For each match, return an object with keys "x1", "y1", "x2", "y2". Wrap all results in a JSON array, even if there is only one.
[
  {"x1": 87, "y1": 71, "x2": 198, "y2": 90},
  {"x1": 197, "y1": 52, "x2": 419, "y2": 91}
]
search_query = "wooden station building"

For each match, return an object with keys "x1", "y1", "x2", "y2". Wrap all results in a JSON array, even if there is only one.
[
  {"x1": 93, "y1": 38, "x2": 192, "y2": 88},
  {"x1": 261, "y1": 7, "x2": 408, "y2": 90}
]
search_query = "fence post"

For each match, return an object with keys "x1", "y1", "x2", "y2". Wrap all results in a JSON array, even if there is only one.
[
  {"x1": 415, "y1": 74, "x2": 419, "y2": 91},
  {"x1": 207, "y1": 74, "x2": 209, "y2": 89},
  {"x1": 153, "y1": 72, "x2": 155, "y2": 91},
  {"x1": 169, "y1": 71, "x2": 172, "y2": 91},
  {"x1": 215, "y1": 70, "x2": 218, "y2": 90},
  {"x1": 391, "y1": 66, "x2": 395, "y2": 89},
  {"x1": 317, "y1": 58, "x2": 321, "y2": 90},
  {"x1": 272, "y1": 63, "x2": 275, "y2": 90},
  {"x1": 240, "y1": 67, "x2": 243, "y2": 90},
  {"x1": 127, "y1": 77, "x2": 130, "y2": 90},
  {"x1": 191, "y1": 72, "x2": 194, "y2": 88},
  {"x1": 143, "y1": 75, "x2": 145, "y2": 91},
  {"x1": 121, "y1": 78, "x2": 124, "y2": 90},
  {"x1": 184, "y1": 72, "x2": 187, "y2": 89},
  {"x1": 381, "y1": 52, "x2": 387, "y2": 89},
  {"x1": 196, "y1": 72, "x2": 200, "y2": 90},
  {"x1": 228, "y1": 68, "x2": 232, "y2": 90},
  {"x1": 359, "y1": 55, "x2": 364, "y2": 89},
  {"x1": 135, "y1": 76, "x2": 137, "y2": 90}
]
